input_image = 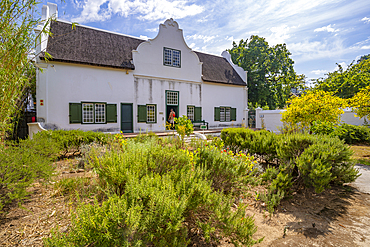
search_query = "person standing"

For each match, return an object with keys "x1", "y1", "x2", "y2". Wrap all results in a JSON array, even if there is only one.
[{"x1": 168, "y1": 109, "x2": 176, "y2": 129}]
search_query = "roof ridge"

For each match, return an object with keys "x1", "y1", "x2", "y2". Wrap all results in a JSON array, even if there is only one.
[{"x1": 55, "y1": 19, "x2": 146, "y2": 41}]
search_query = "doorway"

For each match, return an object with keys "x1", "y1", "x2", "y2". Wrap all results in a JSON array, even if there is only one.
[{"x1": 120, "y1": 103, "x2": 133, "y2": 133}]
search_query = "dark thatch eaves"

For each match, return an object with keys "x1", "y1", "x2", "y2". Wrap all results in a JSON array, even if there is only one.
[
  {"x1": 42, "y1": 21, "x2": 144, "y2": 69},
  {"x1": 42, "y1": 21, "x2": 246, "y2": 86},
  {"x1": 194, "y1": 51, "x2": 246, "y2": 86}
]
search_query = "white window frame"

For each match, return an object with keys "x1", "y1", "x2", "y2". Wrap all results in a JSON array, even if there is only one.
[
  {"x1": 187, "y1": 106, "x2": 195, "y2": 121},
  {"x1": 147, "y1": 104, "x2": 156, "y2": 123},
  {"x1": 220, "y1": 107, "x2": 231, "y2": 122},
  {"x1": 166, "y1": 91, "x2": 179, "y2": 106},
  {"x1": 82, "y1": 102, "x2": 106, "y2": 124},
  {"x1": 163, "y1": 47, "x2": 181, "y2": 68}
]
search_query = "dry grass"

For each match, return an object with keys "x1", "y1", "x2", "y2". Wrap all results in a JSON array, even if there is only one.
[{"x1": 351, "y1": 145, "x2": 370, "y2": 165}]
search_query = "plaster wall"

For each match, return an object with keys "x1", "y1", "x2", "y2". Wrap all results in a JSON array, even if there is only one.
[
  {"x1": 36, "y1": 62, "x2": 134, "y2": 131},
  {"x1": 134, "y1": 77, "x2": 202, "y2": 132},
  {"x1": 133, "y1": 19, "x2": 202, "y2": 83},
  {"x1": 202, "y1": 82, "x2": 248, "y2": 128},
  {"x1": 255, "y1": 108, "x2": 366, "y2": 134}
]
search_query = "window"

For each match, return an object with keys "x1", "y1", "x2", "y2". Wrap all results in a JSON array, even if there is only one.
[
  {"x1": 138, "y1": 104, "x2": 157, "y2": 124},
  {"x1": 214, "y1": 107, "x2": 236, "y2": 122},
  {"x1": 147, "y1": 105, "x2": 156, "y2": 123},
  {"x1": 187, "y1": 106, "x2": 202, "y2": 122},
  {"x1": 166, "y1": 91, "x2": 179, "y2": 106},
  {"x1": 163, "y1": 47, "x2": 181, "y2": 68},
  {"x1": 95, "y1": 103, "x2": 106, "y2": 123},
  {"x1": 69, "y1": 102, "x2": 117, "y2": 124},
  {"x1": 187, "y1": 106, "x2": 194, "y2": 121},
  {"x1": 82, "y1": 103, "x2": 94, "y2": 123}
]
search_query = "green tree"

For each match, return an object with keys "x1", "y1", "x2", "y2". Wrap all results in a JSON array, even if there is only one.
[
  {"x1": 314, "y1": 55, "x2": 370, "y2": 99},
  {"x1": 350, "y1": 85, "x2": 370, "y2": 121},
  {"x1": 0, "y1": 0, "x2": 51, "y2": 142},
  {"x1": 281, "y1": 90, "x2": 347, "y2": 129},
  {"x1": 228, "y1": 35, "x2": 305, "y2": 109}
]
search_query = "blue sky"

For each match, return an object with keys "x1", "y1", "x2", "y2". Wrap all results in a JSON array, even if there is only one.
[{"x1": 40, "y1": 0, "x2": 370, "y2": 81}]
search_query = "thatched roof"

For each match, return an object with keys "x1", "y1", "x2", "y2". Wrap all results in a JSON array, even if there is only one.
[
  {"x1": 42, "y1": 21, "x2": 246, "y2": 86},
  {"x1": 194, "y1": 51, "x2": 246, "y2": 86},
  {"x1": 42, "y1": 21, "x2": 144, "y2": 69}
]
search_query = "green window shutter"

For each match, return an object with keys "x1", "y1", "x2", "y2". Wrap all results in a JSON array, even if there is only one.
[
  {"x1": 214, "y1": 107, "x2": 220, "y2": 121},
  {"x1": 195, "y1": 107, "x2": 202, "y2": 122},
  {"x1": 69, "y1": 103, "x2": 81, "y2": 123},
  {"x1": 231, "y1": 108, "x2": 236, "y2": 121},
  {"x1": 154, "y1": 105, "x2": 157, "y2": 123},
  {"x1": 138, "y1": 105, "x2": 147, "y2": 122},
  {"x1": 106, "y1": 104, "x2": 117, "y2": 123}
]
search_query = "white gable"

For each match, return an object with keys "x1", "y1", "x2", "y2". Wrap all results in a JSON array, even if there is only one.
[{"x1": 133, "y1": 19, "x2": 202, "y2": 83}]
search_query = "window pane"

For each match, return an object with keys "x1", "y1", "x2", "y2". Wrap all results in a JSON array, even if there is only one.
[
  {"x1": 225, "y1": 107, "x2": 231, "y2": 121},
  {"x1": 167, "y1": 91, "x2": 178, "y2": 105},
  {"x1": 82, "y1": 103, "x2": 94, "y2": 123},
  {"x1": 164, "y1": 48, "x2": 172, "y2": 66},
  {"x1": 147, "y1": 105, "x2": 155, "y2": 123},
  {"x1": 95, "y1": 103, "x2": 106, "y2": 123},
  {"x1": 187, "y1": 106, "x2": 194, "y2": 121},
  {"x1": 172, "y1": 50, "x2": 180, "y2": 67},
  {"x1": 220, "y1": 107, "x2": 225, "y2": 122}
]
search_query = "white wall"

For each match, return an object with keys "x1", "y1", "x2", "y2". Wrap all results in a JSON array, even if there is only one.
[
  {"x1": 133, "y1": 19, "x2": 202, "y2": 83},
  {"x1": 36, "y1": 62, "x2": 133, "y2": 131},
  {"x1": 203, "y1": 82, "x2": 248, "y2": 128},
  {"x1": 36, "y1": 17, "x2": 248, "y2": 132},
  {"x1": 255, "y1": 108, "x2": 367, "y2": 133}
]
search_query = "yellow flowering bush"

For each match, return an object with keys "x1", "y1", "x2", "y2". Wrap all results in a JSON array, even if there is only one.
[{"x1": 281, "y1": 90, "x2": 348, "y2": 129}]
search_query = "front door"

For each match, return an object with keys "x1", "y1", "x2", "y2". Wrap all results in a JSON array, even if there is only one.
[
  {"x1": 121, "y1": 103, "x2": 133, "y2": 133},
  {"x1": 165, "y1": 90, "x2": 179, "y2": 123}
]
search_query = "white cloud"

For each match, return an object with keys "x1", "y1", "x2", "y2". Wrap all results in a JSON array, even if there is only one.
[
  {"x1": 361, "y1": 17, "x2": 370, "y2": 23},
  {"x1": 145, "y1": 28, "x2": 158, "y2": 32},
  {"x1": 73, "y1": 0, "x2": 204, "y2": 23},
  {"x1": 225, "y1": 36, "x2": 234, "y2": 41},
  {"x1": 311, "y1": 69, "x2": 328, "y2": 75},
  {"x1": 139, "y1": 35, "x2": 149, "y2": 40},
  {"x1": 314, "y1": 24, "x2": 339, "y2": 33},
  {"x1": 186, "y1": 34, "x2": 216, "y2": 43},
  {"x1": 334, "y1": 62, "x2": 347, "y2": 71},
  {"x1": 361, "y1": 45, "x2": 370, "y2": 49},
  {"x1": 269, "y1": 25, "x2": 290, "y2": 45}
]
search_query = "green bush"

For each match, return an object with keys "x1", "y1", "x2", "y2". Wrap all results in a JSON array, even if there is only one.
[
  {"x1": 332, "y1": 123, "x2": 370, "y2": 145},
  {"x1": 276, "y1": 133, "x2": 316, "y2": 164},
  {"x1": 35, "y1": 129, "x2": 109, "y2": 157},
  {"x1": 311, "y1": 121, "x2": 370, "y2": 145},
  {"x1": 195, "y1": 146, "x2": 259, "y2": 194},
  {"x1": 296, "y1": 135, "x2": 358, "y2": 192},
  {"x1": 221, "y1": 128, "x2": 360, "y2": 212},
  {"x1": 221, "y1": 128, "x2": 278, "y2": 162},
  {"x1": 0, "y1": 138, "x2": 55, "y2": 211},
  {"x1": 45, "y1": 138, "x2": 262, "y2": 246}
]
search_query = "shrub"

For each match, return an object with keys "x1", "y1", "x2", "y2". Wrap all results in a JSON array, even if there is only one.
[
  {"x1": 45, "y1": 139, "x2": 262, "y2": 246},
  {"x1": 221, "y1": 128, "x2": 278, "y2": 163},
  {"x1": 175, "y1": 115, "x2": 194, "y2": 143},
  {"x1": 35, "y1": 129, "x2": 109, "y2": 157},
  {"x1": 332, "y1": 123, "x2": 370, "y2": 145},
  {"x1": 221, "y1": 128, "x2": 359, "y2": 212},
  {"x1": 311, "y1": 122, "x2": 370, "y2": 145},
  {"x1": 0, "y1": 138, "x2": 54, "y2": 211},
  {"x1": 195, "y1": 146, "x2": 259, "y2": 194}
]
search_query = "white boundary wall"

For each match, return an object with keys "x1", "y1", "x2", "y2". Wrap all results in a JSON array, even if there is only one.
[{"x1": 255, "y1": 107, "x2": 366, "y2": 134}]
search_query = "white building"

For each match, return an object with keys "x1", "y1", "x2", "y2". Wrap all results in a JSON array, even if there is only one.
[{"x1": 35, "y1": 3, "x2": 248, "y2": 133}]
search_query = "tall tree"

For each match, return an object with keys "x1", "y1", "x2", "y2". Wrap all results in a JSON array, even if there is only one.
[
  {"x1": 350, "y1": 85, "x2": 370, "y2": 121},
  {"x1": 0, "y1": 0, "x2": 49, "y2": 142},
  {"x1": 228, "y1": 35, "x2": 304, "y2": 109},
  {"x1": 314, "y1": 55, "x2": 370, "y2": 99},
  {"x1": 281, "y1": 90, "x2": 348, "y2": 129}
]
